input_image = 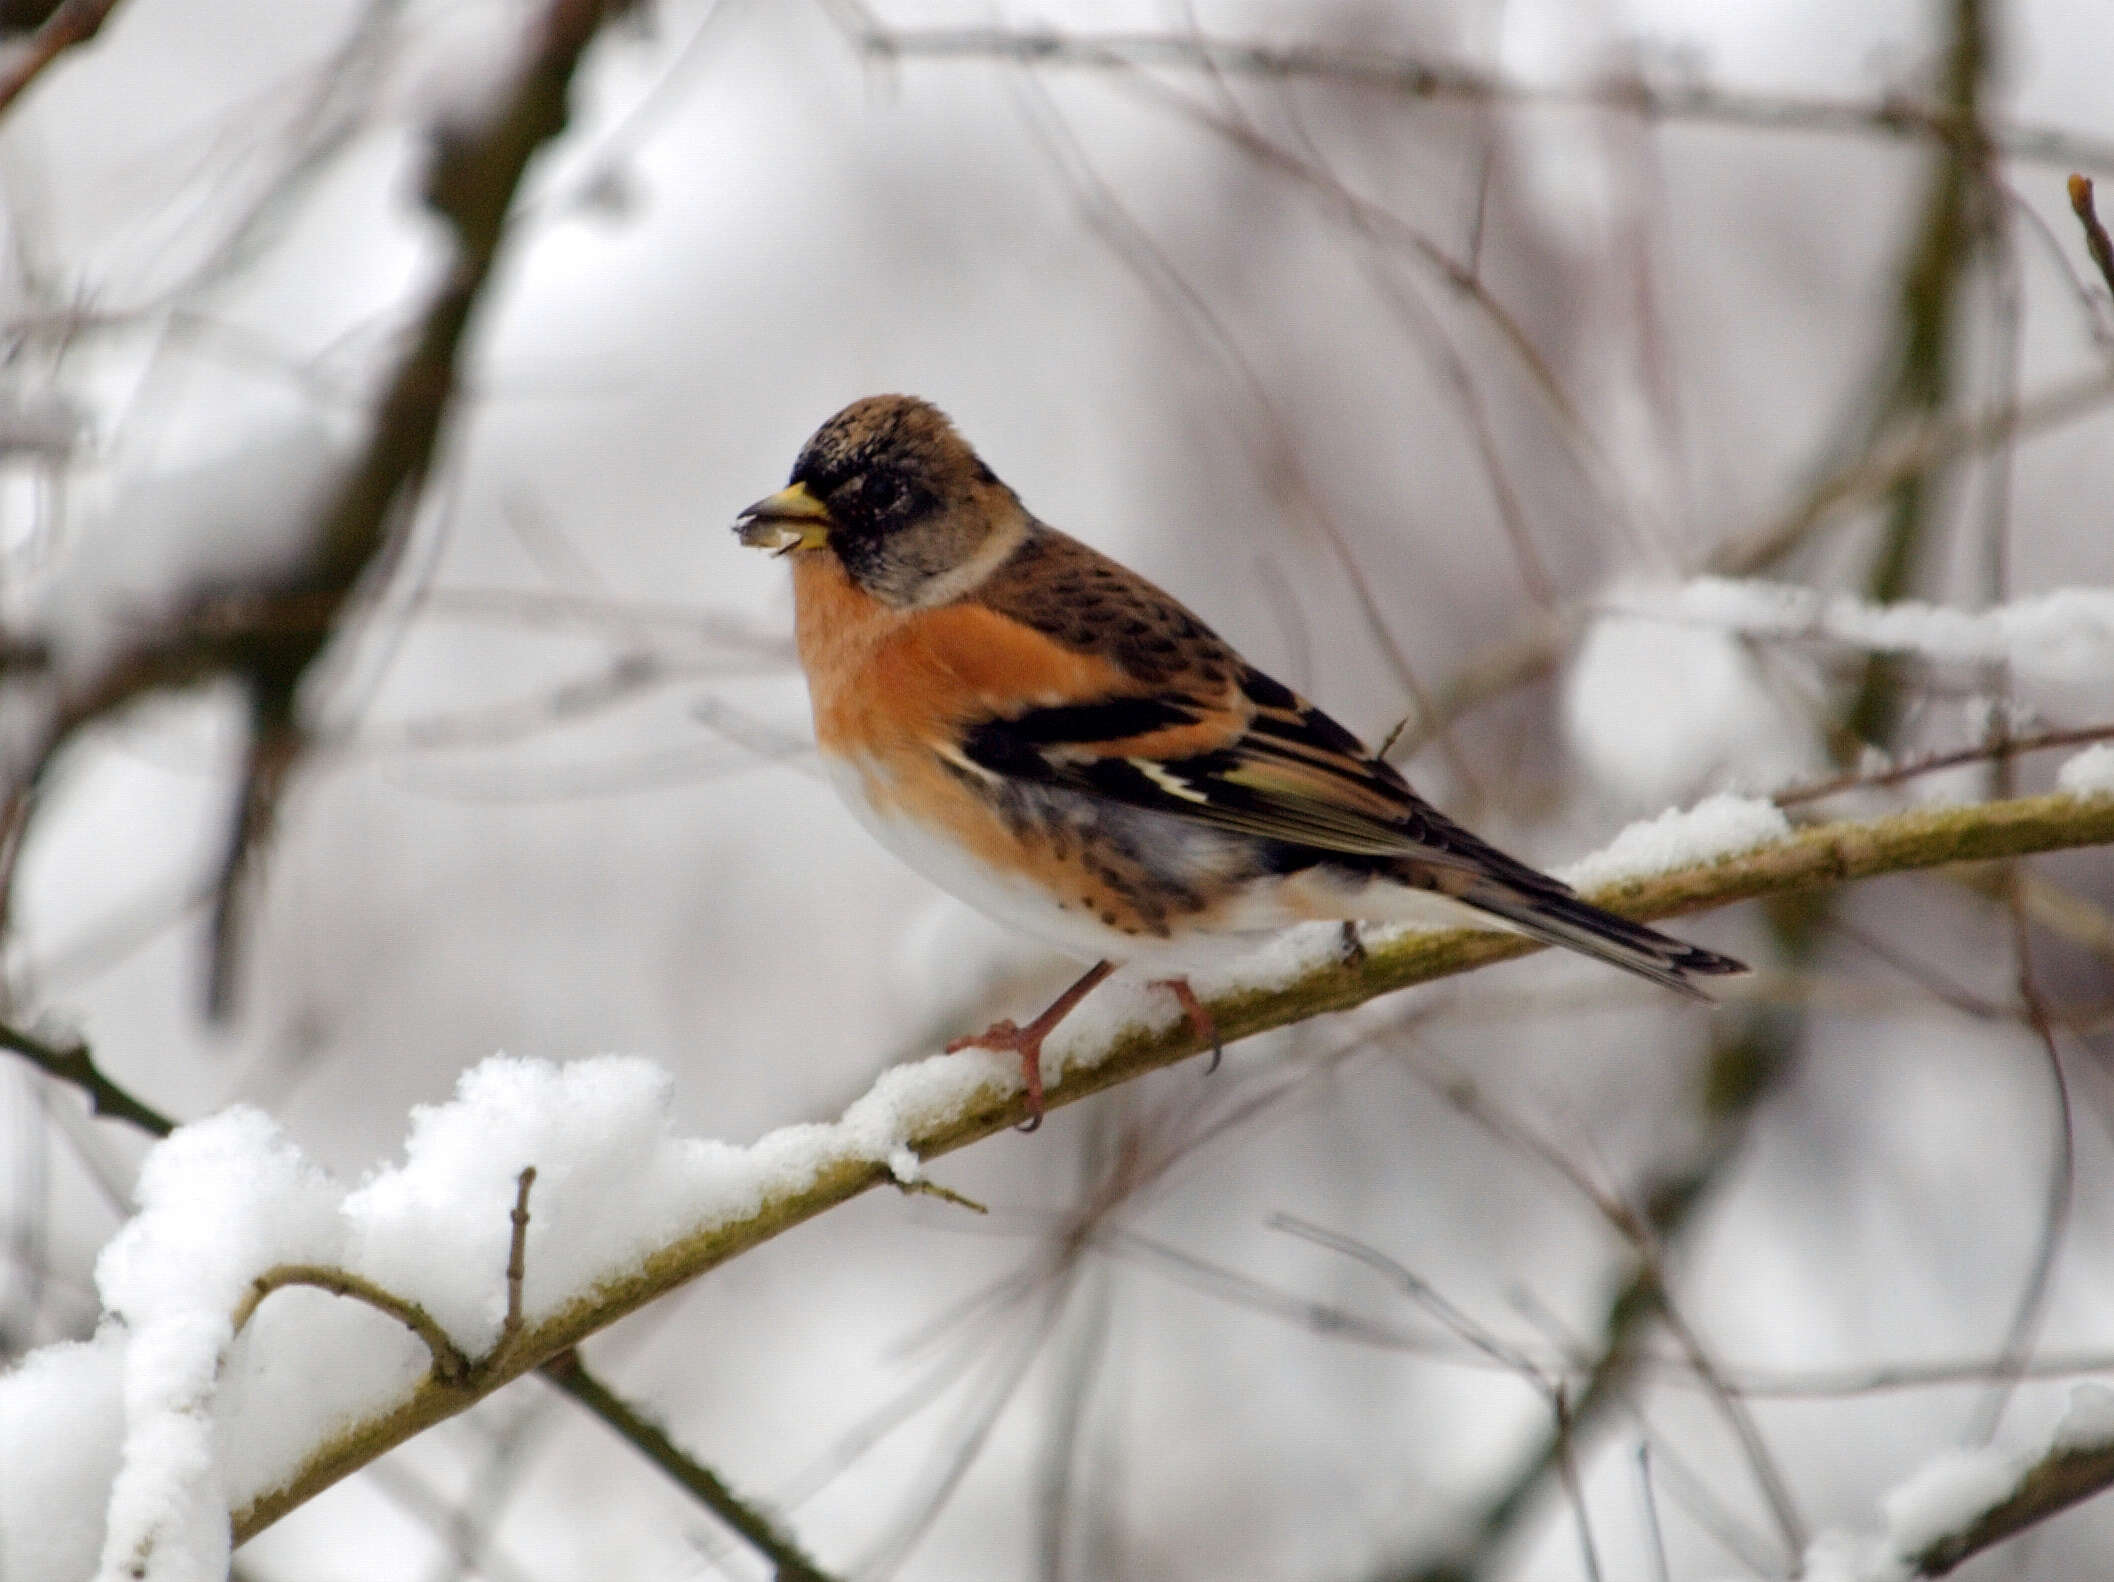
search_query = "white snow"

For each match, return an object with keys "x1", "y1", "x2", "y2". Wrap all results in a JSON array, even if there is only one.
[
  {"x1": 2056, "y1": 1381, "x2": 2114, "y2": 1449},
  {"x1": 0, "y1": 1333, "x2": 126, "y2": 1582},
  {"x1": 0, "y1": 1047, "x2": 1027, "y2": 1582},
  {"x1": 1797, "y1": 1529, "x2": 1908, "y2": 1582},
  {"x1": 1879, "y1": 1443, "x2": 2023, "y2": 1558},
  {"x1": 1608, "y1": 577, "x2": 2114, "y2": 681},
  {"x1": 91, "y1": 1108, "x2": 345, "y2": 1582},
  {"x1": 1556, "y1": 792, "x2": 1790, "y2": 893},
  {"x1": 2057, "y1": 743, "x2": 2114, "y2": 799}
]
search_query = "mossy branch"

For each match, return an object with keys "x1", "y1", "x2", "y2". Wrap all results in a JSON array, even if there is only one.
[
  {"x1": 227, "y1": 789, "x2": 2114, "y2": 1544},
  {"x1": 1913, "y1": 1434, "x2": 2114, "y2": 1574}
]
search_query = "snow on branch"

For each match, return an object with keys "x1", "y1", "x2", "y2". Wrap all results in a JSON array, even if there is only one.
[
  {"x1": 2, "y1": 787, "x2": 2113, "y2": 1579},
  {"x1": 1605, "y1": 578, "x2": 2114, "y2": 680},
  {"x1": 1803, "y1": 1385, "x2": 2114, "y2": 1578}
]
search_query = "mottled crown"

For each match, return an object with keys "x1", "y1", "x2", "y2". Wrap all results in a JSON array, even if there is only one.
[{"x1": 786, "y1": 395, "x2": 1025, "y2": 605}]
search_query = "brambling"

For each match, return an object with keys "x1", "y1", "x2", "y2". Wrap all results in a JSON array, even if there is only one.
[{"x1": 736, "y1": 396, "x2": 1744, "y2": 1125}]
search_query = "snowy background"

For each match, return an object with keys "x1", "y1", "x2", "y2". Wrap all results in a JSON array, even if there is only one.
[{"x1": 1, "y1": 0, "x2": 2113, "y2": 1577}]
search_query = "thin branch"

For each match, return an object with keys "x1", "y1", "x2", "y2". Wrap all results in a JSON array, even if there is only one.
[
  {"x1": 541, "y1": 1349, "x2": 841, "y2": 1582},
  {"x1": 860, "y1": 27, "x2": 2114, "y2": 175},
  {"x1": 1551, "y1": 1388, "x2": 1605, "y2": 1582},
  {"x1": 501, "y1": 1166, "x2": 536, "y2": 1350},
  {"x1": 1271, "y1": 1214, "x2": 1549, "y2": 1380},
  {"x1": 232, "y1": 1264, "x2": 473, "y2": 1386},
  {"x1": 1408, "y1": 1041, "x2": 1809, "y2": 1577},
  {"x1": 1963, "y1": 882, "x2": 2076, "y2": 1443},
  {"x1": 2070, "y1": 175, "x2": 2114, "y2": 296},
  {"x1": 0, "y1": 1018, "x2": 174, "y2": 1137},
  {"x1": 1775, "y1": 721, "x2": 2114, "y2": 806},
  {"x1": 225, "y1": 789, "x2": 2114, "y2": 1544},
  {"x1": 1636, "y1": 1444, "x2": 1671, "y2": 1582},
  {"x1": 0, "y1": 0, "x2": 123, "y2": 118}
]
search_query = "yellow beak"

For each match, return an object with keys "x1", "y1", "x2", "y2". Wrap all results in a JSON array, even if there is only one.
[{"x1": 734, "y1": 481, "x2": 833, "y2": 553}]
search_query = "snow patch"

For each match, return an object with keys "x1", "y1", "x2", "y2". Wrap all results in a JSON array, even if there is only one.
[
  {"x1": 1798, "y1": 1529, "x2": 1907, "y2": 1582},
  {"x1": 1880, "y1": 1444, "x2": 2022, "y2": 1559},
  {"x1": 0, "y1": 1333, "x2": 126, "y2": 1582},
  {"x1": 2, "y1": 1045, "x2": 1030, "y2": 1582},
  {"x1": 2057, "y1": 1381, "x2": 2114, "y2": 1449},
  {"x1": 2057, "y1": 743, "x2": 2114, "y2": 799},
  {"x1": 1614, "y1": 578, "x2": 2114, "y2": 681},
  {"x1": 1557, "y1": 792, "x2": 1789, "y2": 892}
]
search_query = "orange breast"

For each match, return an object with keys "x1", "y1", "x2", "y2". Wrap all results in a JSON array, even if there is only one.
[
  {"x1": 792, "y1": 551, "x2": 1136, "y2": 760},
  {"x1": 787, "y1": 552, "x2": 1220, "y2": 941}
]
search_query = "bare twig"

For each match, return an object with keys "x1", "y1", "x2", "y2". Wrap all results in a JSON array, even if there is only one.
[
  {"x1": 501, "y1": 1166, "x2": 536, "y2": 1350},
  {"x1": 1271, "y1": 1214, "x2": 1548, "y2": 1380},
  {"x1": 1775, "y1": 721, "x2": 2114, "y2": 806},
  {"x1": 0, "y1": 1018, "x2": 174, "y2": 1137},
  {"x1": 233, "y1": 1264, "x2": 473, "y2": 1386},
  {"x1": 859, "y1": 27, "x2": 2114, "y2": 175},
  {"x1": 2069, "y1": 175, "x2": 2114, "y2": 297},
  {"x1": 541, "y1": 1349, "x2": 841, "y2": 1582},
  {"x1": 1413, "y1": 1058, "x2": 1811, "y2": 1575},
  {"x1": 1963, "y1": 882, "x2": 2076, "y2": 1443},
  {"x1": 1551, "y1": 1387, "x2": 1605, "y2": 1582},
  {"x1": 892, "y1": 1174, "x2": 988, "y2": 1214},
  {"x1": 1635, "y1": 1444, "x2": 1672, "y2": 1582}
]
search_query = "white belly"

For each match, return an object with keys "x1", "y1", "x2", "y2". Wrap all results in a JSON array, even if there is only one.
[
  {"x1": 820, "y1": 756, "x2": 1151, "y2": 962},
  {"x1": 822, "y1": 756, "x2": 1519, "y2": 968}
]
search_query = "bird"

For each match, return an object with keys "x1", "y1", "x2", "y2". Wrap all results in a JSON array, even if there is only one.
[{"x1": 734, "y1": 395, "x2": 1745, "y2": 1127}]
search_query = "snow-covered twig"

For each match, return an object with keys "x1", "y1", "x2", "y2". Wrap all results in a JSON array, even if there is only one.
[
  {"x1": 1601, "y1": 579, "x2": 2114, "y2": 680},
  {"x1": 215, "y1": 786, "x2": 2114, "y2": 1542},
  {"x1": 1806, "y1": 1384, "x2": 2114, "y2": 1577}
]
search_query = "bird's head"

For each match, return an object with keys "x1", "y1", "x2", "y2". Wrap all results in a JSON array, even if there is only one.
[{"x1": 734, "y1": 395, "x2": 1028, "y2": 606}]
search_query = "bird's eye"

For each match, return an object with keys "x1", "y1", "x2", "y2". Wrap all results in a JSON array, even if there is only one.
[{"x1": 862, "y1": 473, "x2": 902, "y2": 514}]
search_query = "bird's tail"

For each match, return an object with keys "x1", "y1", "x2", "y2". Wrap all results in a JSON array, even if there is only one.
[{"x1": 1457, "y1": 878, "x2": 1747, "y2": 1000}]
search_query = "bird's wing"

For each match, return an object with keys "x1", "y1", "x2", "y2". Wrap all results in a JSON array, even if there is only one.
[
  {"x1": 938, "y1": 529, "x2": 1564, "y2": 886},
  {"x1": 955, "y1": 660, "x2": 1527, "y2": 871}
]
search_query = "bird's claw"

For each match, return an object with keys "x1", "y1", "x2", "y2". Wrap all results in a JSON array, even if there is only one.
[
  {"x1": 948, "y1": 1019, "x2": 1047, "y2": 1130},
  {"x1": 1152, "y1": 977, "x2": 1223, "y2": 1075}
]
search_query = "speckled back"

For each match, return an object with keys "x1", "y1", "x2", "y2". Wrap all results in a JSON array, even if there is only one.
[{"x1": 970, "y1": 523, "x2": 1235, "y2": 689}]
